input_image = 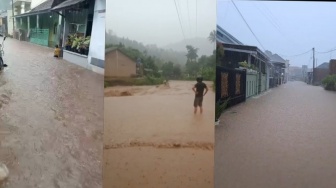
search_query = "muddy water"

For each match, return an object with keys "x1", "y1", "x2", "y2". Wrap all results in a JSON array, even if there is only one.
[
  {"x1": 0, "y1": 38, "x2": 103, "y2": 187},
  {"x1": 104, "y1": 80, "x2": 214, "y2": 188},
  {"x1": 215, "y1": 82, "x2": 336, "y2": 188}
]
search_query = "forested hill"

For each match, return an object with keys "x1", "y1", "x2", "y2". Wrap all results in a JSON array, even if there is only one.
[{"x1": 105, "y1": 31, "x2": 213, "y2": 65}]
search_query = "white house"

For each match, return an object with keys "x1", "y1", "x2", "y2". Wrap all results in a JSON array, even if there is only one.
[
  {"x1": 88, "y1": 0, "x2": 105, "y2": 75},
  {"x1": 52, "y1": 0, "x2": 105, "y2": 75}
]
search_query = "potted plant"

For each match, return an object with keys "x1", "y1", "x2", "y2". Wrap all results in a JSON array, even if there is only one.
[
  {"x1": 215, "y1": 98, "x2": 229, "y2": 125},
  {"x1": 71, "y1": 35, "x2": 82, "y2": 53},
  {"x1": 238, "y1": 61, "x2": 249, "y2": 69},
  {"x1": 83, "y1": 36, "x2": 90, "y2": 55},
  {"x1": 65, "y1": 34, "x2": 73, "y2": 51}
]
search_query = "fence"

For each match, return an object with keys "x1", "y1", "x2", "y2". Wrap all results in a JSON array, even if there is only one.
[
  {"x1": 216, "y1": 66, "x2": 247, "y2": 108},
  {"x1": 29, "y1": 28, "x2": 49, "y2": 46}
]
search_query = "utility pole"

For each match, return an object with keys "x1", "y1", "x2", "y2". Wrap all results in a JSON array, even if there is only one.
[
  {"x1": 312, "y1": 47, "x2": 315, "y2": 85},
  {"x1": 11, "y1": 0, "x2": 14, "y2": 37}
]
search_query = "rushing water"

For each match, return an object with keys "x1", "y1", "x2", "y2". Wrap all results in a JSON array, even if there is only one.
[
  {"x1": 104, "y1": 80, "x2": 215, "y2": 188},
  {"x1": 0, "y1": 38, "x2": 104, "y2": 188}
]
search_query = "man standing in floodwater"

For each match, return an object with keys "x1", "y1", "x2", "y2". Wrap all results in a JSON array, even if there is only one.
[{"x1": 192, "y1": 77, "x2": 208, "y2": 114}]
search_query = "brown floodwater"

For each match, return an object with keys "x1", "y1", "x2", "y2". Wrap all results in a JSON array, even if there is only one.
[
  {"x1": 103, "y1": 80, "x2": 215, "y2": 188},
  {"x1": 0, "y1": 38, "x2": 103, "y2": 187}
]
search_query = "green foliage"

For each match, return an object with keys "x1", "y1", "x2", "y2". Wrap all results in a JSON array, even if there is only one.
[
  {"x1": 106, "y1": 31, "x2": 187, "y2": 64},
  {"x1": 238, "y1": 61, "x2": 249, "y2": 68},
  {"x1": 186, "y1": 45, "x2": 199, "y2": 62},
  {"x1": 322, "y1": 74, "x2": 336, "y2": 91},
  {"x1": 208, "y1": 30, "x2": 216, "y2": 44},
  {"x1": 215, "y1": 98, "x2": 230, "y2": 121}
]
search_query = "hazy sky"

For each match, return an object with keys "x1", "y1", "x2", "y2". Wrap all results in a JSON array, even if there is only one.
[
  {"x1": 218, "y1": 1, "x2": 336, "y2": 68},
  {"x1": 106, "y1": 0, "x2": 216, "y2": 47}
]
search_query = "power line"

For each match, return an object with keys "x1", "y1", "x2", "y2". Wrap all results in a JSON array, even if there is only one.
[
  {"x1": 187, "y1": 0, "x2": 191, "y2": 36},
  {"x1": 231, "y1": 0, "x2": 266, "y2": 51},
  {"x1": 173, "y1": 0, "x2": 187, "y2": 44},
  {"x1": 316, "y1": 47, "x2": 336, "y2": 54},
  {"x1": 279, "y1": 49, "x2": 312, "y2": 58},
  {"x1": 195, "y1": 0, "x2": 197, "y2": 37}
]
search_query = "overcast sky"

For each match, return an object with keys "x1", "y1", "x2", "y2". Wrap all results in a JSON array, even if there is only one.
[
  {"x1": 218, "y1": 1, "x2": 336, "y2": 68},
  {"x1": 106, "y1": 0, "x2": 216, "y2": 47}
]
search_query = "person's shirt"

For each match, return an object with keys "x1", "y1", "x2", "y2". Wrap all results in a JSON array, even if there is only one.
[
  {"x1": 195, "y1": 82, "x2": 207, "y2": 97},
  {"x1": 54, "y1": 48, "x2": 60, "y2": 57}
]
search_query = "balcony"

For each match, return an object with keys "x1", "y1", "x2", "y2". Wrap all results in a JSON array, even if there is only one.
[{"x1": 13, "y1": 0, "x2": 31, "y2": 15}]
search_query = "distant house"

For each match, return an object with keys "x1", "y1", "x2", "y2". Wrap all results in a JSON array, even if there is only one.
[
  {"x1": 314, "y1": 62, "x2": 329, "y2": 85},
  {"x1": 105, "y1": 47, "x2": 142, "y2": 78},
  {"x1": 265, "y1": 50, "x2": 287, "y2": 87}
]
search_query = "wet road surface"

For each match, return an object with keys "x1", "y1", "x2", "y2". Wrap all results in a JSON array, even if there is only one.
[
  {"x1": 104, "y1": 81, "x2": 214, "y2": 188},
  {"x1": 215, "y1": 81, "x2": 336, "y2": 188},
  {"x1": 0, "y1": 38, "x2": 103, "y2": 187}
]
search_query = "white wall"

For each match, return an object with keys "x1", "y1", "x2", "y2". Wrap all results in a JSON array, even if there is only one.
[
  {"x1": 7, "y1": 9, "x2": 13, "y2": 36},
  {"x1": 88, "y1": 0, "x2": 105, "y2": 75}
]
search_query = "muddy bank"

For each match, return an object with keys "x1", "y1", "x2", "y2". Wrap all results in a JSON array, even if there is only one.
[{"x1": 104, "y1": 80, "x2": 214, "y2": 187}]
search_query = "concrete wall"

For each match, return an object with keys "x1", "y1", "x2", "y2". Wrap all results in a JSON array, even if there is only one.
[
  {"x1": 314, "y1": 68, "x2": 329, "y2": 84},
  {"x1": 88, "y1": 0, "x2": 105, "y2": 75},
  {"x1": 246, "y1": 74, "x2": 258, "y2": 98},
  {"x1": 63, "y1": 50, "x2": 89, "y2": 69},
  {"x1": 7, "y1": 9, "x2": 13, "y2": 36},
  {"x1": 105, "y1": 50, "x2": 136, "y2": 77}
]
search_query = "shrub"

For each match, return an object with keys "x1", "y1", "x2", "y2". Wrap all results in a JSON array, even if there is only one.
[{"x1": 322, "y1": 74, "x2": 336, "y2": 91}]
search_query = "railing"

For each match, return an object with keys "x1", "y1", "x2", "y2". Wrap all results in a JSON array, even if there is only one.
[{"x1": 29, "y1": 28, "x2": 49, "y2": 46}]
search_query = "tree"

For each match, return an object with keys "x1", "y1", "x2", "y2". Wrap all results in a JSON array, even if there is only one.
[
  {"x1": 186, "y1": 45, "x2": 199, "y2": 63},
  {"x1": 173, "y1": 64, "x2": 182, "y2": 79},
  {"x1": 208, "y1": 30, "x2": 216, "y2": 49},
  {"x1": 162, "y1": 61, "x2": 174, "y2": 78}
]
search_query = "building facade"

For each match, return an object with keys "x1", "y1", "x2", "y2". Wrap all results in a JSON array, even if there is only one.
[{"x1": 105, "y1": 48, "x2": 137, "y2": 78}]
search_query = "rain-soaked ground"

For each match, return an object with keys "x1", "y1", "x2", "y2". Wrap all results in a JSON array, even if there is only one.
[
  {"x1": 104, "y1": 80, "x2": 214, "y2": 188},
  {"x1": 0, "y1": 38, "x2": 103, "y2": 187},
  {"x1": 215, "y1": 81, "x2": 336, "y2": 188}
]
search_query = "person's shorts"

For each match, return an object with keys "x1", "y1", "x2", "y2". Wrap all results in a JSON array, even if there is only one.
[{"x1": 194, "y1": 97, "x2": 203, "y2": 107}]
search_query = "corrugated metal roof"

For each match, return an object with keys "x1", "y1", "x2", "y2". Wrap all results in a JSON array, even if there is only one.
[
  {"x1": 216, "y1": 25, "x2": 244, "y2": 45},
  {"x1": 265, "y1": 50, "x2": 286, "y2": 63},
  {"x1": 52, "y1": 0, "x2": 86, "y2": 11}
]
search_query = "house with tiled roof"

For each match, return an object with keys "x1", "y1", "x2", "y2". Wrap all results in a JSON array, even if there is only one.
[{"x1": 265, "y1": 50, "x2": 288, "y2": 87}]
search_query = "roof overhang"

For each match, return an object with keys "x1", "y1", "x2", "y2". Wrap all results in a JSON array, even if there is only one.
[
  {"x1": 14, "y1": 10, "x2": 51, "y2": 17},
  {"x1": 51, "y1": 0, "x2": 87, "y2": 11}
]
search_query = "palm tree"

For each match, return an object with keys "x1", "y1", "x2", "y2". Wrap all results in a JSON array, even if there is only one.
[{"x1": 208, "y1": 30, "x2": 216, "y2": 49}]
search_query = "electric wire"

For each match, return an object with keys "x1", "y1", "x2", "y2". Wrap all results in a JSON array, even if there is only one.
[
  {"x1": 279, "y1": 49, "x2": 312, "y2": 58},
  {"x1": 231, "y1": 0, "x2": 266, "y2": 51},
  {"x1": 173, "y1": 0, "x2": 187, "y2": 44}
]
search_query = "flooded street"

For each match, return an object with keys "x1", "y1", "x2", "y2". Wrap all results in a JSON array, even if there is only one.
[
  {"x1": 215, "y1": 81, "x2": 336, "y2": 188},
  {"x1": 104, "y1": 80, "x2": 214, "y2": 188},
  {"x1": 0, "y1": 38, "x2": 103, "y2": 187}
]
